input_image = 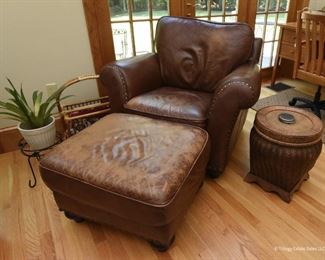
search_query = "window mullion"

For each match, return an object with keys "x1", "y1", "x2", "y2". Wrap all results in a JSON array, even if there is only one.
[
  {"x1": 222, "y1": 0, "x2": 226, "y2": 22},
  {"x1": 208, "y1": 0, "x2": 212, "y2": 21},
  {"x1": 270, "y1": 10, "x2": 280, "y2": 66},
  {"x1": 128, "y1": 0, "x2": 136, "y2": 56},
  {"x1": 149, "y1": 0, "x2": 155, "y2": 52}
]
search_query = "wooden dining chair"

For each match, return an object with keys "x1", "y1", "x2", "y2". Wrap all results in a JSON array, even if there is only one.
[{"x1": 289, "y1": 9, "x2": 325, "y2": 118}]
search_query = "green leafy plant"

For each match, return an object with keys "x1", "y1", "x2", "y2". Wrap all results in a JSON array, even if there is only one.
[{"x1": 0, "y1": 78, "x2": 71, "y2": 129}]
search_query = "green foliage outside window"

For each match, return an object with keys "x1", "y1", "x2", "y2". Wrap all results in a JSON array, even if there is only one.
[
  {"x1": 196, "y1": 0, "x2": 237, "y2": 11},
  {"x1": 109, "y1": 0, "x2": 168, "y2": 14},
  {"x1": 257, "y1": 0, "x2": 289, "y2": 12}
]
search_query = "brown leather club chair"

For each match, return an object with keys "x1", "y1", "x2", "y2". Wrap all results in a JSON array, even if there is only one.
[{"x1": 100, "y1": 16, "x2": 262, "y2": 177}]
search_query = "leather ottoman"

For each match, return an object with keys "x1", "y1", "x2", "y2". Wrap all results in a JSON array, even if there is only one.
[
  {"x1": 39, "y1": 113, "x2": 210, "y2": 251},
  {"x1": 245, "y1": 106, "x2": 323, "y2": 203}
]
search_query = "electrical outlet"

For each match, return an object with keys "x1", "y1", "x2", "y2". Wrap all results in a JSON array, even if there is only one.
[{"x1": 46, "y1": 83, "x2": 57, "y2": 97}]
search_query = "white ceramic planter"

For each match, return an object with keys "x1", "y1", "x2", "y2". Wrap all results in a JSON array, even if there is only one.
[{"x1": 18, "y1": 116, "x2": 56, "y2": 150}]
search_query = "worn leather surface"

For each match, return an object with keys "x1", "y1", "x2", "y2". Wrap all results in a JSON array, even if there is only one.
[
  {"x1": 40, "y1": 113, "x2": 209, "y2": 205},
  {"x1": 99, "y1": 16, "x2": 262, "y2": 176},
  {"x1": 207, "y1": 63, "x2": 261, "y2": 174},
  {"x1": 40, "y1": 114, "x2": 210, "y2": 244},
  {"x1": 124, "y1": 87, "x2": 212, "y2": 127},
  {"x1": 51, "y1": 191, "x2": 188, "y2": 244},
  {"x1": 248, "y1": 38, "x2": 263, "y2": 64},
  {"x1": 100, "y1": 53, "x2": 162, "y2": 112},
  {"x1": 156, "y1": 16, "x2": 254, "y2": 92}
]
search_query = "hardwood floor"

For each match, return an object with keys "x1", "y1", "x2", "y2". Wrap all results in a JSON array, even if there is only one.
[{"x1": 0, "y1": 79, "x2": 324, "y2": 260}]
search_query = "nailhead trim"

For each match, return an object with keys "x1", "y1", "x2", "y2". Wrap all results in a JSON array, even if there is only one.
[
  {"x1": 208, "y1": 81, "x2": 254, "y2": 116},
  {"x1": 113, "y1": 65, "x2": 129, "y2": 103},
  {"x1": 207, "y1": 80, "x2": 255, "y2": 171}
]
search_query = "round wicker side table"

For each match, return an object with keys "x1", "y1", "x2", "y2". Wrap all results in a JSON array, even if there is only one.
[{"x1": 245, "y1": 106, "x2": 323, "y2": 203}]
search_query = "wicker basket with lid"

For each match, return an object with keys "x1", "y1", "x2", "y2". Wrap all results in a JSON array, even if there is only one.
[{"x1": 245, "y1": 106, "x2": 323, "y2": 203}]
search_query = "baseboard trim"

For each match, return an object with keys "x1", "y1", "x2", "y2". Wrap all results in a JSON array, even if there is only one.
[
  {"x1": 0, "y1": 126, "x2": 20, "y2": 153},
  {"x1": 0, "y1": 117, "x2": 64, "y2": 154}
]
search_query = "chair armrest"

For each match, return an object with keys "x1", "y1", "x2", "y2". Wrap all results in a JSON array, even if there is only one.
[
  {"x1": 100, "y1": 53, "x2": 162, "y2": 112},
  {"x1": 207, "y1": 63, "x2": 261, "y2": 174},
  {"x1": 248, "y1": 38, "x2": 263, "y2": 64},
  {"x1": 210, "y1": 63, "x2": 261, "y2": 112}
]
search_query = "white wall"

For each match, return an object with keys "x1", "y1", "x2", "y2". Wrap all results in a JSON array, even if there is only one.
[
  {"x1": 309, "y1": 0, "x2": 325, "y2": 10},
  {"x1": 0, "y1": 0, "x2": 99, "y2": 128}
]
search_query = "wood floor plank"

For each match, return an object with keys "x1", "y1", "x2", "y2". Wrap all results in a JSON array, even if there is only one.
[
  {"x1": 0, "y1": 78, "x2": 324, "y2": 259},
  {"x1": 103, "y1": 228, "x2": 132, "y2": 259},
  {"x1": 172, "y1": 218, "x2": 214, "y2": 259}
]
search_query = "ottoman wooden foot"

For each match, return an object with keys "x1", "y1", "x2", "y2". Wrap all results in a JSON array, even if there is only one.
[
  {"x1": 149, "y1": 235, "x2": 175, "y2": 252},
  {"x1": 206, "y1": 167, "x2": 222, "y2": 179},
  {"x1": 63, "y1": 210, "x2": 85, "y2": 223}
]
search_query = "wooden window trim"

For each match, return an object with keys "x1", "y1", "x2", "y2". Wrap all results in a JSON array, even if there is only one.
[
  {"x1": 287, "y1": 0, "x2": 309, "y2": 22},
  {"x1": 238, "y1": 0, "x2": 258, "y2": 27},
  {"x1": 82, "y1": 0, "x2": 115, "y2": 96}
]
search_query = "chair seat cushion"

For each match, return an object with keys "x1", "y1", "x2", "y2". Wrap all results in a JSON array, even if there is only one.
[{"x1": 124, "y1": 87, "x2": 213, "y2": 127}]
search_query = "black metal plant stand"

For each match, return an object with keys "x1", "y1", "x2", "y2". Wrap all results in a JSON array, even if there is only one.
[{"x1": 18, "y1": 133, "x2": 62, "y2": 188}]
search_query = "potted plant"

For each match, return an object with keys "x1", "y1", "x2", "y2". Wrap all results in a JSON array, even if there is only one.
[{"x1": 0, "y1": 78, "x2": 70, "y2": 150}]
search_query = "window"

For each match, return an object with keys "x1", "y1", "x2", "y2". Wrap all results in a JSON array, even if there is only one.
[
  {"x1": 108, "y1": 0, "x2": 169, "y2": 60},
  {"x1": 195, "y1": 0, "x2": 238, "y2": 22},
  {"x1": 255, "y1": 0, "x2": 290, "y2": 68}
]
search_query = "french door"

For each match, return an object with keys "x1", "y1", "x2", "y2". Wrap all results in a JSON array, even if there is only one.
[
  {"x1": 108, "y1": 0, "x2": 169, "y2": 60},
  {"x1": 194, "y1": 0, "x2": 239, "y2": 22},
  {"x1": 254, "y1": 0, "x2": 290, "y2": 69}
]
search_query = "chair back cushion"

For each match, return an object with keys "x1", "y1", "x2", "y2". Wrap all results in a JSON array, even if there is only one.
[{"x1": 155, "y1": 16, "x2": 254, "y2": 92}]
